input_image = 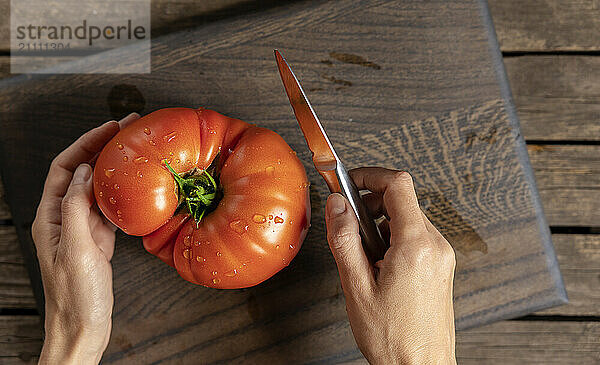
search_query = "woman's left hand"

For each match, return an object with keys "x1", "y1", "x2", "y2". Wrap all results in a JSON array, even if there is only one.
[{"x1": 32, "y1": 113, "x2": 139, "y2": 364}]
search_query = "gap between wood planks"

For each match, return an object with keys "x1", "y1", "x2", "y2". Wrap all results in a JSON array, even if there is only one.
[{"x1": 504, "y1": 51, "x2": 600, "y2": 57}]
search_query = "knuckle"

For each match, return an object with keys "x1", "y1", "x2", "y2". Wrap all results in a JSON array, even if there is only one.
[
  {"x1": 391, "y1": 170, "x2": 414, "y2": 188},
  {"x1": 412, "y1": 239, "x2": 436, "y2": 261},
  {"x1": 440, "y1": 243, "x2": 457, "y2": 269},
  {"x1": 328, "y1": 229, "x2": 358, "y2": 252},
  {"x1": 61, "y1": 194, "x2": 80, "y2": 214},
  {"x1": 31, "y1": 219, "x2": 40, "y2": 240},
  {"x1": 49, "y1": 155, "x2": 63, "y2": 171}
]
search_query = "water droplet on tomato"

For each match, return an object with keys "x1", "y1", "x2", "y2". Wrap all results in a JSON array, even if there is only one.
[
  {"x1": 163, "y1": 131, "x2": 177, "y2": 143},
  {"x1": 265, "y1": 166, "x2": 275, "y2": 176},
  {"x1": 118, "y1": 218, "x2": 123, "y2": 222},
  {"x1": 116, "y1": 210, "x2": 122, "y2": 215},
  {"x1": 277, "y1": 159, "x2": 282, "y2": 164},
  {"x1": 109, "y1": 197, "x2": 116, "y2": 204},
  {"x1": 196, "y1": 256, "x2": 205, "y2": 262},
  {"x1": 268, "y1": 215, "x2": 273, "y2": 220},
  {"x1": 134, "y1": 156, "x2": 148, "y2": 164},
  {"x1": 144, "y1": 127, "x2": 151, "y2": 135},
  {"x1": 289, "y1": 244, "x2": 295, "y2": 250},
  {"x1": 123, "y1": 156, "x2": 128, "y2": 162},
  {"x1": 104, "y1": 168, "x2": 115, "y2": 178},
  {"x1": 98, "y1": 191, "x2": 103, "y2": 197},
  {"x1": 183, "y1": 249, "x2": 190, "y2": 259},
  {"x1": 113, "y1": 184, "x2": 119, "y2": 189},
  {"x1": 149, "y1": 140, "x2": 156, "y2": 146},
  {"x1": 252, "y1": 214, "x2": 266, "y2": 223},
  {"x1": 212, "y1": 278, "x2": 221, "y2": 285},
  {"x1": 275, "y1": 244, "x2": 280, "y2": 249},
  {"x1": 274, "y1": 216, "x2": 284, "y2": 224},
  {"x1": 137, "y1": 171, "x2": 143, "y2": 178},
  {"x1": 224, "y1": 269, "x2": 237, "y2": 277},
  {"x1": 229, "y1": 220, "x2": 249, "y2": 235},
  {"x1": 175, "y1": 158, "x2": 181, "y2": 164},
  {"x1": 183, "y1": 235, "x2": 192, "y2": 246},
  {"x1": 290, "y1": 150, "x2": 297, "y2": 156},
  {"x1": 117, "y1": 142, "x2": 124, "y2": 150},
  {"x1": 212, "y1": 271, "x2": 218, "y2": 276},
  {"x1": 216, "y1": 251, "x2": 222, "y2": 257}
]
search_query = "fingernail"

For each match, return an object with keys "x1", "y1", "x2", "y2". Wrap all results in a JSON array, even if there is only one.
[
  {"x1": 327, "y1": 193, "x2": 347, "y2": 217},
  {"x1": 73, "y1": 164, "x2": 92, "y2": 184}
]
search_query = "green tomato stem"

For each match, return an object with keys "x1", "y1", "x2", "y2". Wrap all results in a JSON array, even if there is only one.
[{"x1": 163, "y1": 160, "x2": 217, "y2": 225}]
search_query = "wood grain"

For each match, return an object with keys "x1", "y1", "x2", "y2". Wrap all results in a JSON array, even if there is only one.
[
  {"x1": 0, "y1": 0, "x2": 566, "y2": 362},
  {"x1": 0, "y1": 227, "x2": 35, "y2": 308},
  {"x1": 0, "y1": 315, "x2": 42, "y2": 364},
  {"x1": 2, "y1": 315, "x2": 598, "y2": 364},
  {"x1": 0, "y1": 226, "x2": 595, "y2": 317},
  {"x1": 0, "y1": 178, "x2": 11, "y2": 220},
  {"x1": 505, "y1": 56, "x2": 600, "y2": 141},
  {"x1": 528, "y1": 144, "x2": 600, "y2": 227},
  {"x1": 539, "y1": 234, "x2": 600, "y2": 316},
  {"x1": 5, "y1": 0, "x2": 598, "y2": 53},
  {"x1": 457, "y1": 320, "x2": 600, "y2": 364},
  {"x1": 0, "y1": 0, "x2": 294, "y2": 51},
  {"x1": 488, "y1": 0, "x2": 600, "y2": 52}
]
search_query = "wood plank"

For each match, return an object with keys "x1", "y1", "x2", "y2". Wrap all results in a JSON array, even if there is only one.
[
  {"x1": 7, "y1": 0, "x2": 598, "y2": 54},
  {"x1": 0, "y1": 217, "x2": 596, "y2": 317},
  {"x1": 0, "y1": 178, "x2": 11, "y2": 220},
  {"x1": 457, "y1": 320, "x2": 600, "y2": 364},
  {"x1": 539, "y1": 234, "x2": 600, "y2": 316},
  {"x1": 0, "y1": 315, "x2": 42, "y2": 364},
  {"x1": 0, "y1": 0, "x2": 273, "y2": 51},
  {"x1": 1, "y1": 316, "x2": 599, "y2": 364},
  {"x1": 0, "y1": 0, "x2": 567, "y2": 361},
  {"x1": 505, "y1": 56, "x2": 600, "y2": 141},
  {"x1": 488, "y1": 0, "x2": 600, "y2": 52},
  {"x1": 528, "y1": 144, "x2": 600, "y2": 227},
  {"x1": 0, "y1": 227, "x2": 36, "y2": 308}
]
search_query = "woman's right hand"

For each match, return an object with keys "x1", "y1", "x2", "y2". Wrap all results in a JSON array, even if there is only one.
[{"x1": 325, "y1": 167, "x2": 456, "y2": 365}]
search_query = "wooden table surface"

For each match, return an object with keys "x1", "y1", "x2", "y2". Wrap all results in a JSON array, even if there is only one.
[{"x1": 0, "y1": 0, "x2": 598, "y2": 364}]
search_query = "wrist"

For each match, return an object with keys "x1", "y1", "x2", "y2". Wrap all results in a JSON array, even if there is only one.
[{"x1": 39, "y1": 314, "x2": 109, "y2": 365}]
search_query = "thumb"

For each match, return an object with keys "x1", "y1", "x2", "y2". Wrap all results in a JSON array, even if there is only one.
[
  {"x1": 61, "y1": 164, "x2": 94, "y2": 241},
  {"x1": 325, "y1": 193, "x2": 374, "y2": 294}
]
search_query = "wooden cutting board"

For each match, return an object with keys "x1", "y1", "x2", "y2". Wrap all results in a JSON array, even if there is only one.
[{"x1": 0, "y1": 0, "x2": 566, "y2": 363}]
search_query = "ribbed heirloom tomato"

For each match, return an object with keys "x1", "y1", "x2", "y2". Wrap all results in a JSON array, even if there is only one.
[{"x1": 93, "y1": 108, "x2": 311, "y2": 288}]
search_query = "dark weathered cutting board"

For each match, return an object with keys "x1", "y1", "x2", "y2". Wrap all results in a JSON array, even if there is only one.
[{"x1": 0, "y1": 0, "x2": 566, "y2": 363}]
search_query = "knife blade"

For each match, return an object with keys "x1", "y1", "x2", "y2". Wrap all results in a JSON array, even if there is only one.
[{"x1": 274, "y1": 49, "x2": 388, "y2": 262}]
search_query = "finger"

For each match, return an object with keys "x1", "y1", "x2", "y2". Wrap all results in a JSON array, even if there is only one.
[
  {"x1": 87, "y1": 205, "x2": 117, "y2": 259},
  {"x1": 325, "y1": 193, "x2": 374, "y2": 295},
  {"x1": 38, "y1": 121, "x2": 120, "y2": 223},
  {"x1": 88, "y1": 113, "x2": 141, "y2": 165},
  {"x1": 350, "y1": 168, "x2": 425, "y2": 239},
  {"x1": 118, "y1": 112, "x2": 140, "y2": 129},
  {"x1": 361, "y1": 192, "x2": 387, "y2": 219},
  {"x1": 59, "y1": 164, "x2": 98, "y2": 253}
]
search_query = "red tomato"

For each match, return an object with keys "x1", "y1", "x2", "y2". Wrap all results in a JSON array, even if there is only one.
[{"x1": 93, "y1": 108, "x2": 311, "y2": 288}]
